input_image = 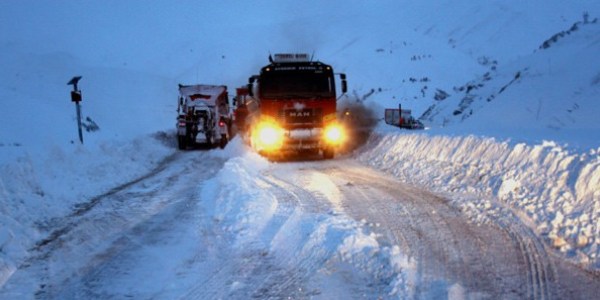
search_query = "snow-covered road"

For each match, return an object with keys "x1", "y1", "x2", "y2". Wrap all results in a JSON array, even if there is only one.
[
  {"x1": 319, "y1": 164, "x2": 600, "y2": 299},
  {"x1": 2, "y1": 148, "x2": 598, "y2": 299}
]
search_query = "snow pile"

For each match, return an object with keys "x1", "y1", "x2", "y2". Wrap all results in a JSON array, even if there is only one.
[
  {"x1": 201, "y1": 147, "x2": 414, "y2": 297},
  {"x1": 358, "y1": 130, "x2": 600, "y2": 269},
  {"x1": 0, "y1": 134, "x2": 175, "y2": 285}
]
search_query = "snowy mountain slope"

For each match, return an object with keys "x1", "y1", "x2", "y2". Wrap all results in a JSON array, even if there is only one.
[
  {"x1": 319, "y1": 1, "x2": 600, "y2": 134},
  {"x1": 406, "y1": 1, "x2": 596, "y2": 62},
  {"x1": 421, "y1": 18, "x2": 600, "y2": 148}
]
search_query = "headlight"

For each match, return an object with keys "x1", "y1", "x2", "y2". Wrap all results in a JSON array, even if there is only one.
[
  {"x1": 259, "y1": 126, "x2": 281, "y2": 145},
  {"x1": 254, "y1": 122, "x2": 284, "y2": 150},
  {"x1": 324, "y1": 124, "x2": 344, "y2": 144}
]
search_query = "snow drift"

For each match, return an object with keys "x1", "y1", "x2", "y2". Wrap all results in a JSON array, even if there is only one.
[
  {"x1": 200, "y1": 145, "x2": 415, "y2": 298},
  {"x1": 358, "y1": 130, "x2": 600, "y2": 269}
]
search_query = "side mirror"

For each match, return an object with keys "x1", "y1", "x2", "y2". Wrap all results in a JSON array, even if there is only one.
[
  {"x1": 340, "y1": 73, "x2": 347, "y2": 94},
  {"x1": 247, "y1": 76, "x2": 256, "y2": 97},
  {"x1": 247, "y1": 83, "x2": 254, "y2": 97}
]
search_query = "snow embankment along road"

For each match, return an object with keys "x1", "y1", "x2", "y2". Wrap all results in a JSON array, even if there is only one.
[
  {"x1": 358, "y1": 128, "x2": 600, "y2": 271},
  {"x1": 319, "y1": 163, "x2": 600, "y2": 299},
  {"x1": 3, "y1": 135, "x2": 599, "y2": 299},
  {"x1": 0, "y1": 132, "x2": 176, "y2": 289},
  {"x1": 1, "y1": 149, "x2": 227, "y2": 299},
  {"x1": 1, "y1": 138, "x2": 409, "y2": 299}
]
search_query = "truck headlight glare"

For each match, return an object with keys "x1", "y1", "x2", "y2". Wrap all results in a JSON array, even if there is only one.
[
  {"x1": 259, "y1": 127, "x2": 280, "y2": 145},
  {"x1": 255, "y1": 122, "x2": 284, "y2": 150},
  {"x1": 324, "y1": 125, "x2": 344, "y2": 144}
]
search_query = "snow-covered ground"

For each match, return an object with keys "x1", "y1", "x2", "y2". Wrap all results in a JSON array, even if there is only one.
[
  {"x1": 1, "y1": 0, "x2": 600, "y2": 297},
  {"x1": 358, "y1": 127, "x2": 600, "y2": 269}
]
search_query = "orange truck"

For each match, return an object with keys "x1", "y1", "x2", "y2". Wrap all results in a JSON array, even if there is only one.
[{"x1": 239, "y1": 53, "x2": 347, "y2": 158}]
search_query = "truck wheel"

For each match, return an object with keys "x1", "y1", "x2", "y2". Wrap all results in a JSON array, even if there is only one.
[
  {"x1": 177, "y1": 135, "x2": 187, "y2": 150},
  {"x1": 322, "y1": 148, "x2": 334, "y2": 159},
  {"x1": 206, "y1": 134, "x2": 213, "y2": 148},
  {"x1": 220, "y1": 134, "x2": 228, "y2": 149}
]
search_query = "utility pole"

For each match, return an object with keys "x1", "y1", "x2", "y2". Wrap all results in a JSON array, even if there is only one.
[{"x1": 67, "y1": 76, "x2": 83, "y2": 144}]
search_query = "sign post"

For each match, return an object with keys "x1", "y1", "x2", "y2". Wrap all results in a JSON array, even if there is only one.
[
  {"x1": 398, "y1": 103, "x2": 402, "y2": 126},
  {"x1": 67, "y1": 76, "x2": 84, "y2": 144}
]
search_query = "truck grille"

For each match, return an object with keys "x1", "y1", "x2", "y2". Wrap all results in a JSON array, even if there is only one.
[{"x1": 279, "y1": 108, "x2": 323, "y2": 126}]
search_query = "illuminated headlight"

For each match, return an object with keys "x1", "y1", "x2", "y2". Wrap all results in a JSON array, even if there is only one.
[
  {"x1": 255, "y1": 122, "x2": 284, "y2": 150},
  {"x1": 324, "y1": 124, "x2": 344, "y2": 144}
]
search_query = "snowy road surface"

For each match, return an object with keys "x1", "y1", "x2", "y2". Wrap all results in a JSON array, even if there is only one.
[{"x1": 1, "y1": 150, "x2": 599, "y2": 299}]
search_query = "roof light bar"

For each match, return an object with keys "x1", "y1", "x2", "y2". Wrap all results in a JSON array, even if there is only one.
[{"x1": 272, "y1": 53, "x2": 310, "y2": 63}]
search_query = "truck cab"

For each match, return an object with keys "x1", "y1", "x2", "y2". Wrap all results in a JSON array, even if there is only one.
[{"x1": 245, "y1": 54, "x2": 347, "y2": 158}]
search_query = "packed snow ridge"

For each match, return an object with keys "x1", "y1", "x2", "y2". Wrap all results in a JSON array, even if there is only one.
[{"x1": 358, "y1": 128, "x2": 600, "y2": 269}]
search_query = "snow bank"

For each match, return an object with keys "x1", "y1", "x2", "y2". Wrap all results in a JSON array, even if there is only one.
[
  {"x1": 0, "y1": 133, "x2": 175, "y2": 287},
  {"x1": 201, "y1": 146, "x2": 414, "y2": 298},
  {"x1": 358, "y1": 130, "x2": 600, "y2": 269}
]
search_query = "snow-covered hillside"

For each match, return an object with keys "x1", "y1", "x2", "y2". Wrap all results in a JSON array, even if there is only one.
[
  {"x1": 421, "y1": 17, "x2": 600, "y2": 148},
  {"x1": 1, "y1": 0, "x2": 600, "y2": 295}
]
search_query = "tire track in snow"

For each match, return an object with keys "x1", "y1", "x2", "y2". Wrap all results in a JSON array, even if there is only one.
[
  {"x1": 5, "y1": 152, "x2": 224, "y2": 299},
  {"x1": 323, "y1": 163, "x2": 550, "y2": 298},
  {"x1": 256, "y1": 171, "x2": 397, "y2": 298},
  {"x1": 495, "y1": 212, "x2": 555, "y2": 300},
  {"x1": 184, "y1": 170, "x2": 393, "y2": 299},
  {"x1": 247, "y1": 175, "x2": 333, "y2": 299},
  {"x1": 180, "y1": 174, "x2": 315, "y2": 299},
  {"x1": 32, "y1": 152, "x2": 181, "y2": 252},
  {"x1": 328, "y1": 168, "x2": 460, "y2": 298}
]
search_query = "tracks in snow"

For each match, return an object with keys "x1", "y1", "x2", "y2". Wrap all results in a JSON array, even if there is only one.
[
  {"x1": 4, "y1": 152, "x2": 598, "y2": 299},
  {"x1": 321, "y1": 163, "x2": 558, "y2": 299},
  {"x1": 1, "y1": 152, "x2": 225, "y2": 299}
]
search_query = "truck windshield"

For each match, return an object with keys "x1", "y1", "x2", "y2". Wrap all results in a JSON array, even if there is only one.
[{"x1": 260, "y1": 72, "x2": 334, "y2": 99}]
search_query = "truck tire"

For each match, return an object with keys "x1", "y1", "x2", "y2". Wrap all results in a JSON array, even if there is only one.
[
  {"x1": 220, "y1": 134, "x2": 228, "y2": 149},
  {"x1": 322, "y1": 148, "x2": 334, "y2": 159},
  {"x1": 206, "y1": 134, "x2": 213, "y2": 148},
  {"x1": 177, "y1": 135, "x2": 187, "y2": 150}
]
